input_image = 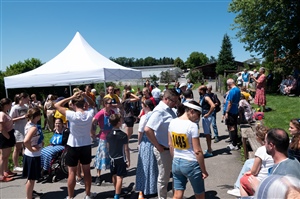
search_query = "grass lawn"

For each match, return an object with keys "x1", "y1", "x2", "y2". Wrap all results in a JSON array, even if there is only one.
[
  {"x1": 8, "y1": 117, "x2": 52, "y2": 170},
  {"x1": 252, "y1": 94, "x2": 300, "y2": 132}
]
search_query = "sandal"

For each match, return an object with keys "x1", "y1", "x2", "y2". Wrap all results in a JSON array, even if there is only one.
[
  {"x1": 4, "y1": 171, "x2": 17, "y2": 177},
  {"x1": 0, "y1": 176, "x2": 14, "y2": 182}
]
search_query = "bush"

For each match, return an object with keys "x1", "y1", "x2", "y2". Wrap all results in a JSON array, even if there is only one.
[
  {"x1": 223, "y1": 73, "x2": 237, "y2": 91},
  {"x1": 186, "y1": 70, "x2": 204, "y2": 84}
]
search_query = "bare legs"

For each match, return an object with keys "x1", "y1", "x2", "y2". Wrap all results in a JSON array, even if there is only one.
[
  {"x1": 67, "y1": 163, "x2": 92, "y2": 198},
  {"x1": 13, "y1": 142, "x2": 23, "y2": 168},
  {"x1": 0, "y1": 148, "x2": 12, "y2": 179}
]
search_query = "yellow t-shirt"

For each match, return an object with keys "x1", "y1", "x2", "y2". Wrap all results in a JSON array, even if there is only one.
[
  {"x1": 54, "y1": 109, "x2": 68, "y2": 124},
  {"x1": 241, "y1": 91, "x2": 251, "y2": 101},
  {"x1": 104, "y1": 94, "x2": 120, "y2": 104}
]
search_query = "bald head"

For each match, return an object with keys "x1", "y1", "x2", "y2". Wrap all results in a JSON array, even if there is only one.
[{"x1": 227, "y1": 78, "x2": 235, "y2": 88}]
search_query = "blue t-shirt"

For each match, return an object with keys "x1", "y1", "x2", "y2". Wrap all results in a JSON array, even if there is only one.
[
  {"x1": 242, "y1": 72, "x2": 250, "y2": 82},
  {"x1": 224, "y1": 86, "x2": 240, "y2": 114}
]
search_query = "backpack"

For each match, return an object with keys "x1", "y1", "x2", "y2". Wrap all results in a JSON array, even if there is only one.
[{"x1": 212, "y1": 94, "x2": 221, "y2": 113}]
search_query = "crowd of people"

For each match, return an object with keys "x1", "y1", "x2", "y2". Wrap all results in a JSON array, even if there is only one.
[{"x1": 0, "y1": 73, "x2": 299, "y2": 199}]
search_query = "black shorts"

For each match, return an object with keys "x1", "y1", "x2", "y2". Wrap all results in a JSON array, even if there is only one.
[
  {"x1": 22, "y1": 155, "x2": 41, "y2": 180},
  {"x1": 124, "y1": 117, "x2": 134, "y2": 128},
  {"x1": 110, "y1": 158, "x2": 127, "y2": 177},
  {"x1": 0, "y1": 129, "x2": 16, "y2": 149},
  {"x1": 225, "y1": 113, "x2": 238, "y2": 126},
  {"x1": 65, "y1": 145, "x2": 91, "y2": 167}
]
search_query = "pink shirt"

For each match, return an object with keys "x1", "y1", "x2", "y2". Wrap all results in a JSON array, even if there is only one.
[
  {"x1": 0, "y1": 111, "x2": 14, "y2": 133},
  {"x1": 94, "y1": 109, "x2": 115, "y2": 140}
]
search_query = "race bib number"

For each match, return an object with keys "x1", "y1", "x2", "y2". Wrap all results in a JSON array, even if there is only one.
[{"x1": 171, "y1": 132, "x2": 189, "y2": 150}]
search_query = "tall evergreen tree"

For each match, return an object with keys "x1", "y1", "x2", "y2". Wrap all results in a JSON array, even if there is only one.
[{"x1": 216, "y1": 34, "x2": 236, "y2": 75}]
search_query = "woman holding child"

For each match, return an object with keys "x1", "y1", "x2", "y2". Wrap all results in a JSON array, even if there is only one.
[{"x1": 168, "y1": 101, "x2": 208, "y2": 199}]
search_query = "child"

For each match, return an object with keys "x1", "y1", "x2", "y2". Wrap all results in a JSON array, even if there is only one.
[
  {"x1": 106, "y1": 114, "x2": 130, "y2": 199},
  {"x1": 22, "y1": 107, "x2": 44, "y2": 199}
]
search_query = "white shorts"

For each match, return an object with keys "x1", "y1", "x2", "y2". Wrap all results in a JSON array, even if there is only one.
[{"x1": 14, "y1": 130, "x2": 25, "y2": 143}]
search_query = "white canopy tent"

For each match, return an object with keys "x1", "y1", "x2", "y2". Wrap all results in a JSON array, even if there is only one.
[{"x1": 4, "y1": 32, "x2": 142, "y2": 96}]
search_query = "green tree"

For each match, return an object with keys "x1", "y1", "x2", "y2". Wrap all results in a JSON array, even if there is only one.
[
  {"x1": 160, "y1": 71, "x2": 172, "y2": 83},
  {"x1": 229, "y1": 0, "x2": 300, "y2": 70},
  {"x1": 4, "y1": 58, "x2": 43, "y2": 76},
  {"x1": 186, "y1": 70, "x2": 204, "y2": 84},
  {"x1": 208, "y1": 56, "x2": 217, "y2": 63},
  {"x1": 185, "y1": 52, "x2": 209, "y2": 69},
  {"x1": 174, "y1": 57, "x2": 185, "y2": 69},
  {"x1": 149, "y1": 74, "x2": 159, "y2": 84},
  {"x1": 216, "y1": 34, "x2": 236, "y2": 75},
  {"x1": 1, "y1": 58, "x2": 43, "y2": 97}
]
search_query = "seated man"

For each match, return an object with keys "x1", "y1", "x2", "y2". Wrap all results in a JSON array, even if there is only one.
[
  {"x1": 244, "y1": 128, "x2": 300, "y2": 197},
  {"x1": 284, "y1": 76, "x2": 297, "y2": 95}
]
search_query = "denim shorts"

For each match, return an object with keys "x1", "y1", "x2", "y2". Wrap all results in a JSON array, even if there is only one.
[
  {"x1": 172, "y1": 157, "x2": 205, "y2": 194},
  {"x1": 202, "y1": 116, "x2": 212, "y2": 135}
]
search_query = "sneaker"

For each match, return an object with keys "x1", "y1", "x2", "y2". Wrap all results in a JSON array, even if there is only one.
[
  {"x1": 84, "y1": 192, "x2": 97, "y2": 199},
  {"x1": 95, "y1": 176, "x2": 101, "y2": 186},
  {"x1": 204, "y1": 151, "x2": 213, "y2": 158},
  {"x1": 32, "y1": 190, "x2": 43, "y2": 198},
  {"x1": 4, "y1": 171, "x2": 17, "y2": 177},
  {"x1": 214, "y1": 136, "x2": 219, "y2": 143},
  {"x1": 227, "y1": 188, "x2": 241, "y2": 197},
  {"x1": 227, "y1": 143, "x2": 239, "y2": 151},
  {"x1": 225, "y1": 138, "x2": 232, "y2": 143},
  {"x1": 13, "y1": 166, "x2": 23, "y2": 172},
  {"x1": 76, "y1": 178, "x2": 85, "y2": 186},
  {"x1": 0, "y1": 176, "x2": 14, "y2": 182}
]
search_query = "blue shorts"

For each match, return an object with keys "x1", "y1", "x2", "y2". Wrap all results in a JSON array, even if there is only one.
[
  {"x1": 202, "y1": 116, "x2": 212, "y2": 135},
  {"x1": 172, "y1": 157, "x2": 205, "y2": 194}
]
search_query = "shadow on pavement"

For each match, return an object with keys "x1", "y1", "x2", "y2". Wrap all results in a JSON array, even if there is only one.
[
  {"x1": 95, "y1": 182, "x2": 135, "y2": 199},
  {"x1": 212, "y1": 148, "x2": 232, "y2": 156},
  {"x1": 41, "y1": 186, "x2": 85, "y2": 199}
]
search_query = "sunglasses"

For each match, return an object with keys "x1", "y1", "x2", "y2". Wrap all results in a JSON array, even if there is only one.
[{"x1": 168, "y1": 97, "x2": 177, "y2": 103}]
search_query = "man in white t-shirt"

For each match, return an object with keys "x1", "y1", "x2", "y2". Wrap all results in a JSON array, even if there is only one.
[
  {"x1": 54, "y1": 91, "x2": 95, "y2": 199},
  {"x1": 151, "y1": 85, "x2": 161, "y2": 105}
]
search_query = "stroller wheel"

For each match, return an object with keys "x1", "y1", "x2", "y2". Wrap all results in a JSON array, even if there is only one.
[{"x1": 52, "y1": 175, "x2": 57, "y2": 183}]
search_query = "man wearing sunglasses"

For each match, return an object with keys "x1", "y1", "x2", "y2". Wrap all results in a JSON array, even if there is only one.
[
  {"x1": 104, "y1": 86, "x2": 120, "y2": 114},
  {"x1": 145, "y1": 89, "x2": 179, "y2": 199}
]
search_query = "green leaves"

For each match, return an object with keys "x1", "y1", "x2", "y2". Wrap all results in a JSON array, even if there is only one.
[
  {"x1": 229, "y1": 0, "x2": 300, "y2": 69},
  {"x1": 185, "y1": 52, "x2": 209, "y2": 69},
  {"x1": 216, "y1": 34, "x2": 236, "y2": 75}
]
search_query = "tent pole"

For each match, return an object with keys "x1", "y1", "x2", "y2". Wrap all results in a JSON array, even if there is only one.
[
  {"x1": 69, "y1": 85, "x2": 72, "y2": 96},
  {"x1": 5, "y1": 88, "x2": 8, "y2": 98},
  {"x1": 104, "y1": 81, "x2": 107, "y2": 95}
]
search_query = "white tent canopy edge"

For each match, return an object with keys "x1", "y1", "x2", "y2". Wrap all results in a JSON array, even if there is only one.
[{"x1": 4, "y1": 32, "x2": 142, "y2": 96}]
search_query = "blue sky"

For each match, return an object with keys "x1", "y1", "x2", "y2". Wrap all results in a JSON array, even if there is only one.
[{"x1": 0, "y1": 0, "x2": 256, "y2": 71}]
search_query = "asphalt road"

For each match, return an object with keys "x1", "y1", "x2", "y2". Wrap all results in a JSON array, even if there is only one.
[{"x1": 0, "y1": 81, "x2": 242, "y2": 199}]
